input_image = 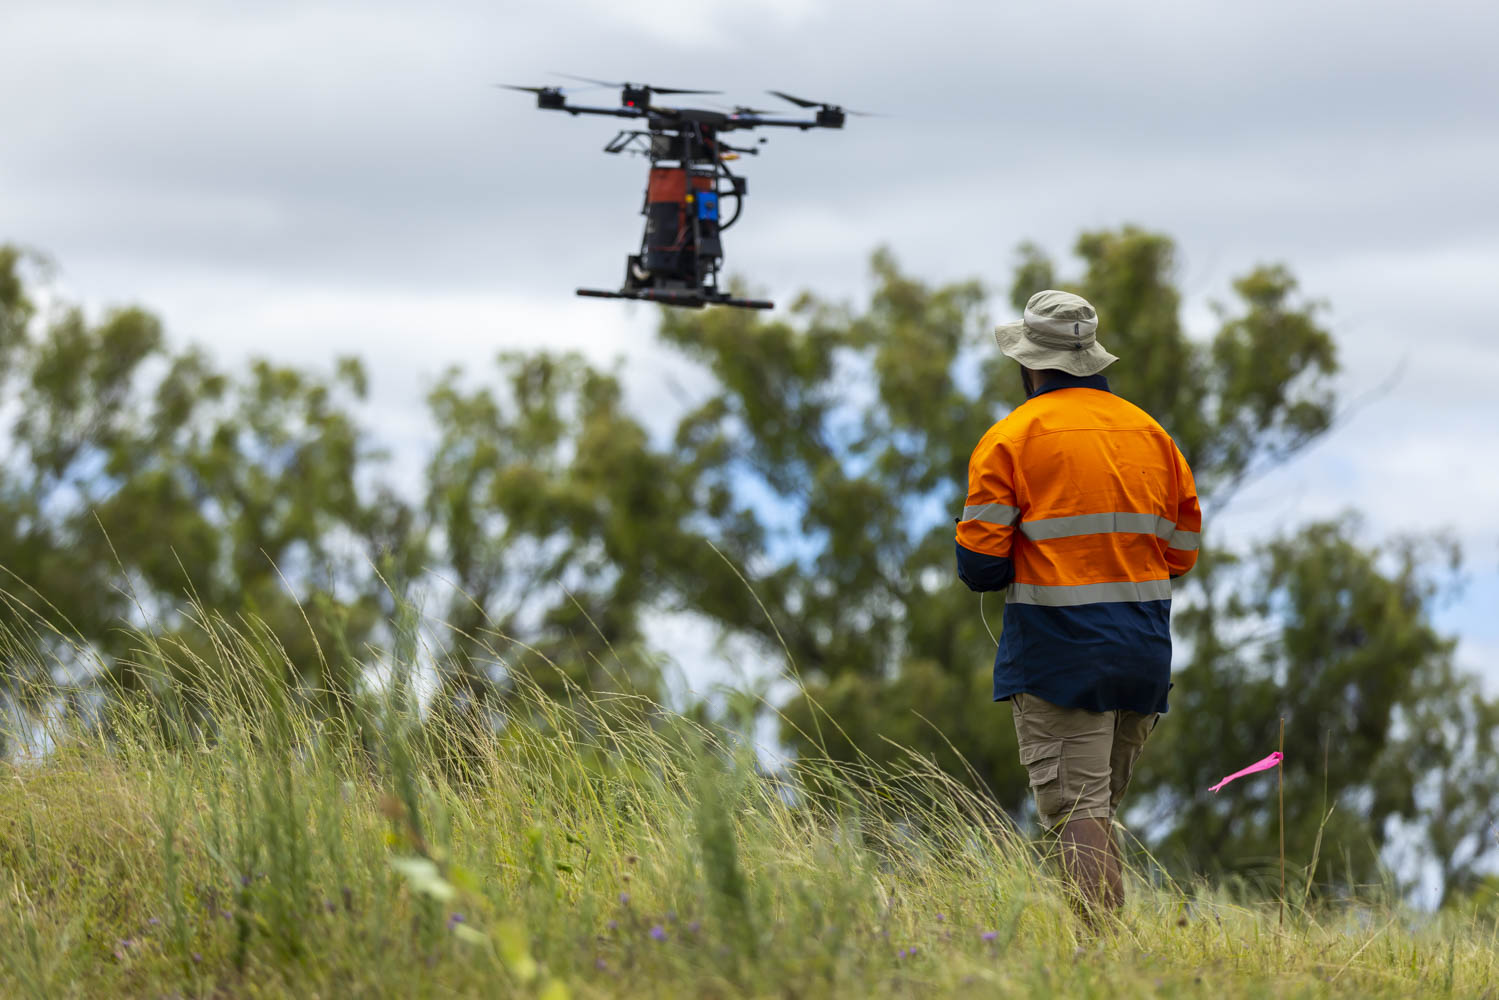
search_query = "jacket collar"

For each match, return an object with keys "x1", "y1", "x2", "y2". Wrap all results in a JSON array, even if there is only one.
[{"x1": 1026, "y1": 372, "x2": 1111, "y2": 400}]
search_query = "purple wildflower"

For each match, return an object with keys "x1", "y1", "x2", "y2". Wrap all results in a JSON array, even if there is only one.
[
  {"x1": 192, "y1": 953, "x2": 202, "y2": 964},
  {"x1": 596, "y1": 957, "x2": 609, "y2": 971},
  {"x1": 146, "y1": 917, "x2": 160, "y2": 927},
  {"x1": 447, "y1": 913, "x2": 466, "y2": 929},
  {"x1": 649, "y1": 924, "x2": 667, "y2": 942},
  {"x1": 607, "y1": 919, "x2": 618, "y2": 931},
  {"x1": 981, "y1": 931, "x2": 998, "y2": 942},
  {"x1": 618, "y1": 891, "x2": 630, "y2": 905},
  {"x1": 688, "y1": 920, "x2": 701, "y2": 934},
  {"x1": 935, "y1": 912, "x2": 945, "y2": 923}
]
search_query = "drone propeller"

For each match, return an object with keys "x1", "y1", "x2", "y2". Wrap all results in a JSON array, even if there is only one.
[
  {"x1": 768, "y1": 89, "x2": 882, "y2": 116},
  {"x1": 553, "y1": 72, "x2": 720, "y2": 96},
  {"x1": 767, "y1": 89, "x2": 820, "y2": 109},
  {"x1": 709, "y1": 103, "x2": 779, "y2": 117},
  {"x1": 498, "y1": 82, "x2": 612, "y2": 97}
]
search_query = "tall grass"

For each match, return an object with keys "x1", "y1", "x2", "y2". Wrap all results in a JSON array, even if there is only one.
[{"x1": 2, "y1": 599, "x2": 1497, "y2": 998}]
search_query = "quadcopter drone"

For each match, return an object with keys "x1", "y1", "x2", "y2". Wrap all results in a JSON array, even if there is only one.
[{"x1": 503, "y1": 74, "x2": 869, "y2": 310}]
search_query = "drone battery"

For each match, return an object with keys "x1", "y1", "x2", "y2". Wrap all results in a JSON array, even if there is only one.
[{"x1": 642, "y1": 168, "x2": 717, "y2": 277}]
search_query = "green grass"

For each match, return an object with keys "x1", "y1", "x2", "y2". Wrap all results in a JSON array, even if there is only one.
[{"x1": 2, "y1": 607, "x2": 1497, "y2": 998}]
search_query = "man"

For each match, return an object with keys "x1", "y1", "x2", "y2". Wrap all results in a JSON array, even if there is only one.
[{"x1": 955, "y1": 289, "x2": 1200, "y2": 922}]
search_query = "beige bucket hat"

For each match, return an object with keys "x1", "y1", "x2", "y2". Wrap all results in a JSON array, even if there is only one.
[{"x1": 994, "y1": 289, "x2": 1118, "y2": 377}]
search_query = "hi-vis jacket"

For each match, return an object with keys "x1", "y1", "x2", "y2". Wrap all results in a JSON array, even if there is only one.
[{"x1": 955, "y1": 373, "x2": 1200, "y2": 714}]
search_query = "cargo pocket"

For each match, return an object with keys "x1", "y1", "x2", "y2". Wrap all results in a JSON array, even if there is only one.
[{"x1": 1020, "y1": 739, "x2": 1064, "y2": 825}]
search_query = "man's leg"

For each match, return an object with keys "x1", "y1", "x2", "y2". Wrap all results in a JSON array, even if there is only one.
[
  {"x1": 1104, "y1": 830, "x2": 1125, "y2": 909},
  {"x1": 1103, "y1": 709, "x2": 1160, "y2": 911},
  {"x1": 1058, "y1": 815, "x2": 1115, "y2": 924},
  {"x1": 1012, "y1": 694, "x2": 1116, "y2": 924}
]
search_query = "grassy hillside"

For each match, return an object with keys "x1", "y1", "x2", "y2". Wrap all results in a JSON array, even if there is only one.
[{"x1": 1, "y1": 611, "x2": 1495, "y2": 998}]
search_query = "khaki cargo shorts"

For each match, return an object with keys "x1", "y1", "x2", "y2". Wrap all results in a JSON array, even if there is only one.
[{"x1": 1011, "y1": 692, "x2": 1158, "y2": 830}]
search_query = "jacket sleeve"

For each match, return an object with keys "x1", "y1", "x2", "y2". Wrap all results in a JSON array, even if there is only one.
[
  {"x1": 1165, "y1": 443, "x2": 1201, "y2": 579},
  {"x1": 955, "y1": 430, "x2": 1019, "y2": 592}
]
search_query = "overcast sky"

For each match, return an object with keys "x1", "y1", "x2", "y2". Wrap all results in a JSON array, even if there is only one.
[{"x1": 3, "y1": 0, "x2": 1497, "y2": 690}]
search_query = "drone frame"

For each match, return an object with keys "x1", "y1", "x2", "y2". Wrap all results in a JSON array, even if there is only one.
[{"x1": 505, "y1": 81, "x2": 854, "y2": 310}]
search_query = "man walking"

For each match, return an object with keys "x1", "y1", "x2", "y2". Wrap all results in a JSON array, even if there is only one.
[{"x1": 955, "y1": 289, "x2": 1200, "y2": 922}]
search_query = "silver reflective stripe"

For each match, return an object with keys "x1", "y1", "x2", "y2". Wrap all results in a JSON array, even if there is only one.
[
  {"x1": 1020, "y1": 511, "x2": 1174, "y2": 541},
  {"x1": 1166, "y1": 529, "x2": 1200, "y2": 551},
  {"x1": 960, "y1": 503, "x2": 1019, "y2": 526},
  {"x1": 1007, "y1": 578, "x2": 1172, "y2": 607}
]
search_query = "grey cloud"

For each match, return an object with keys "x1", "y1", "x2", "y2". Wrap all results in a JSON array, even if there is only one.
[{"x1": 6, "y1": 0, "x2": 1496, "y2": 294}]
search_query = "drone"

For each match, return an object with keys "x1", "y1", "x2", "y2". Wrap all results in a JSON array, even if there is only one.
[{"x1": 502, "y1": 74, "x2": 869, "y2": 310}]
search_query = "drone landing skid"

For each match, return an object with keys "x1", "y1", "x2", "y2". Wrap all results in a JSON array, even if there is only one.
[{"x1": 576, "y1": 287, "x2": 774, "y2": 310}]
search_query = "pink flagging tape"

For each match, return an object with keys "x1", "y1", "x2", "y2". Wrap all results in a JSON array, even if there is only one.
[{"x1": 1209, "y1": 751, "x2": 1284, "y2": 793}]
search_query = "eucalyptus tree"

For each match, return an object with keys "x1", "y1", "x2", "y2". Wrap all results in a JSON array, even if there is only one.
[{"x1": 0, "y1": 246, "x2": 416, "y2": 732}]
